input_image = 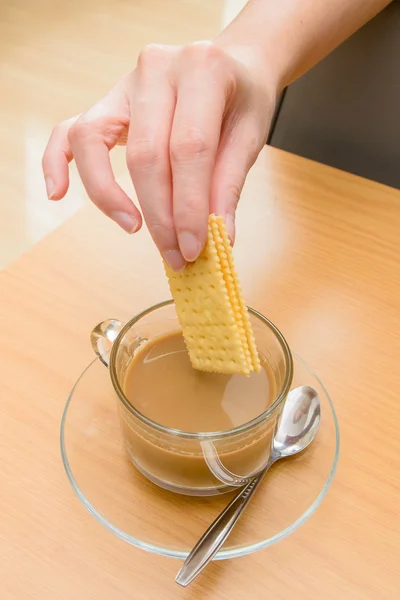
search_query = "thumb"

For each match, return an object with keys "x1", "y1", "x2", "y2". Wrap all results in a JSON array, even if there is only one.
[{"x1": 210, "y1": 121, "x2": 263, "y2": 243}]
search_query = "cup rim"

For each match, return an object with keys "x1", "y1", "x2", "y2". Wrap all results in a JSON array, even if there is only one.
[{"x1": 109, "y1": 299, "x2": 293, "y2": 439}]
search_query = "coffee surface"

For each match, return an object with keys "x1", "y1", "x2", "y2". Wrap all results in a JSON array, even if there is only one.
[{"x1": 123, "y1": 331, "x2": 276, "y2": 433}]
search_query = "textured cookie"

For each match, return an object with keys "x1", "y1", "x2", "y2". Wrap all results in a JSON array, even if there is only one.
[
  {"x1": 165, "y1": 215, "x2": 261, "y2": 375},
  {"x1": 213, "y1": 217, "x2": 261, "y2": 372}
]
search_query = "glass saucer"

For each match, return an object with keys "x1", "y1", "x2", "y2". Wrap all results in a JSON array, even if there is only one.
[{"x1": 60, "y1": 354, "x2": 339, "y2": 560}]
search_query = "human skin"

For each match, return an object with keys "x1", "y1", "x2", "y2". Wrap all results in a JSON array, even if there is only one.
[{"x1": 42, "y1": 0, "x2": 390, "y2": 271}]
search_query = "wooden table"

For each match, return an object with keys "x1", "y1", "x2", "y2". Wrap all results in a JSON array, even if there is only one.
[{"x1": 1, "y1": 147, "x2": 399, "y2": 599}]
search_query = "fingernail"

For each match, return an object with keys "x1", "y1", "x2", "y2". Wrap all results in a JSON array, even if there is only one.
[
  {"x1": 163, "y1": 249, "x2": 186, "y2": 272},
  {"x1": 45, "y1": 176, "x2": 55, "y2": 199},
  {"x1": 178, "y1": 231, "x2": 201, "y2": 262},
  {"x1": 110, "y1": 211, "x2": 138, "y2": 234},
  {"x1": 225, "y1": 214, "x2": 235, "y2": 245}
]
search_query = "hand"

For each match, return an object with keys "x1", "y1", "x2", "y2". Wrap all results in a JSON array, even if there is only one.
[{"x1": 42, "y1": 41, "x2": 277, "y2": 270}]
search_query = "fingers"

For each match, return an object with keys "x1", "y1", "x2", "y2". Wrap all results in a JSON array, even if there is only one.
[
  {"x1": 69, "y1": 116, "x2": 142, "y2": 233},
  {"x1": 210, "y1": 119, "x2": 262, "y2": 244},
  {"x1": 126, "y1": 45, "x2": 185, "y2": 271},
  {"x1": 42, "y1": 42, "x2": 263, "y2": 257},
  {"x1": 68, "y1": 82, "x2": 143, "y2": 233},
  {"x1": 170, "y1": 44, "x2": 228, "y2": 262},
  {"x1": 42, "y1": 116, "x2": 77, "y2": 200}
]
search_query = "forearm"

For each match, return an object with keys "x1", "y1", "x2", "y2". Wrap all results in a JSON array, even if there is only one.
[{"x1": 215, "y1": 0, "x2": 391, "y2": 91}]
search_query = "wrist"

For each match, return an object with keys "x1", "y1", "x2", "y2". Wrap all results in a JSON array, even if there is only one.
[
  {"x1": 214, "y1": 39, "x2": 283, "y2": 100},
  {"x1": 213, "y1": 7, "x2": 288, "y2": 95}
]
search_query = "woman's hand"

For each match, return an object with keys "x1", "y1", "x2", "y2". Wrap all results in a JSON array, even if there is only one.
[{"x1": 42, "y1": 41, "x2": 276, "y2": 270}]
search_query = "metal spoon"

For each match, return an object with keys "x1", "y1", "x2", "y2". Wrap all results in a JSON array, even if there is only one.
[{"x1": 175, "y1": 385, "x2": 321, "y2": 587}]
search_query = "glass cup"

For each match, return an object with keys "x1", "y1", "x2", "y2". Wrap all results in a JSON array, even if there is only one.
[{"x1": 91, "y1": 300, "x2": 293, "y2": 496}]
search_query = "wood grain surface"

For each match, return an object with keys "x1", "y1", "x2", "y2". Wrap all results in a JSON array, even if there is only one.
[{"x1": 1, "y1": 146, "x2": 399, "y2": 599}]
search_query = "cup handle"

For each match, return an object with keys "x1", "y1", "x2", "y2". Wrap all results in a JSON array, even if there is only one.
[
  {"x1": 201, "y1": 386, "x2": 315, "y2": 486},
  {"x1": 200, "y1": 441, "x2": 253, "y2": 487},
  {"x1": 90, "y1": 319, "x2": 125, "y2": 367}
]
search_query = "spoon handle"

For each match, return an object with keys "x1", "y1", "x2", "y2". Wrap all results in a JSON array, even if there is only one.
[{"x1": 175, "y1": 464, "x2": 271, "y2": 587}]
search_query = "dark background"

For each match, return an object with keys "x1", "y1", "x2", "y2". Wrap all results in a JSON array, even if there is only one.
[{"x1": 269, "y1": 1, "x2": 400, "y2": 190}]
